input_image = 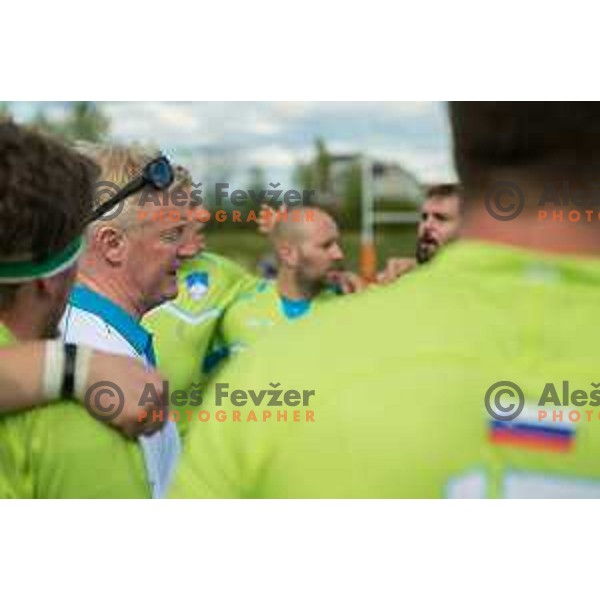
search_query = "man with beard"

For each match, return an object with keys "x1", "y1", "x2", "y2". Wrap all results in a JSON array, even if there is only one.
[
  {"x1": 377, "y1": 184, "x2": 462, "y2": 283},
  {"x1": 172, "y1": 102, "x2": 600, "y2": 499},
  {"x1": 416, "y1": 184, "x2": 462, "y2": 263},
  {"x1": 145, "y1": 209, "x2": 361, "y2": 423},
  {"x1": 219, "y1": 206, "x2": 344, "y2": 356}
]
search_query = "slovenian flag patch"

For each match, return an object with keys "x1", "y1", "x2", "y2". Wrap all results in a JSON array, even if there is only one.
[
  {"x1": 489, "y1": 407, "x2": 576, "y2": 453},
  {"x1": 185, "y1": 271, "x2": 209, "y2": 301}
]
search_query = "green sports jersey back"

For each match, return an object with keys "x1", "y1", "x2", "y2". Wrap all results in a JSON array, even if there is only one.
[
  {"x1": 170, "y1": 241, "x2": 600, "y2": 498},
  {"x1": 0, "y1": 325, "x2": 149, "y2": 499},
  {"x1": 144, "y1": 252, "x2": 258, "y2": 393},
  {"x1": 221, "y1": 279, "x2": 339, "y2": 353}
]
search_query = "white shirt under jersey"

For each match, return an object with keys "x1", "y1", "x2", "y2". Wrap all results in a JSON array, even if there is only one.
[{"x1": 61, "y1": 284, "x2": 180, "y2": 499}]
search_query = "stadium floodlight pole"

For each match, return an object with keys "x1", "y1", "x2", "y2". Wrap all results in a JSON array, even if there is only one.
[{"x1": 360, "y1": 153, "x2": 377, "y2": 280}]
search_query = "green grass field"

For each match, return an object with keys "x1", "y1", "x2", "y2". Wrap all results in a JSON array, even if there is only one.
[{"x1": 206, "y1": 226, "x2": 418, "y2": 274}]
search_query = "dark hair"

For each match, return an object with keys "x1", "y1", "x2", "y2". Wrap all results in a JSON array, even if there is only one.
[
  {"x1": 0, "y1": 121, "x2": 99, "y2": 262},
  {"x1": 426, "y1": 183, "x2": 462, "y2": 199},
  {"x1": 449, "y1": 102, "x2": 600, "y2": 191}
]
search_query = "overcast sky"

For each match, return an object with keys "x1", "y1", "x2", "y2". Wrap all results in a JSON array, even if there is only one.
[{"x1": 10, "y1": 101, "x2": 455, "y2": 187}]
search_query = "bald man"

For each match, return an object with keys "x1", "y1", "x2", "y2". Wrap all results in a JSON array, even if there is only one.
[{"x1": 219, "y1": 207, "x2": 345, "y2": 356}]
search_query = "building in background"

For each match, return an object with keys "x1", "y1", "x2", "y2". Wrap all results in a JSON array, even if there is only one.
[{"x1": 329, "y1": 154, "x2": 423, "y2": 206}]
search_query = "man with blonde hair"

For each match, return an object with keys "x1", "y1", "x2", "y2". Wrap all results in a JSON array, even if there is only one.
[
  {"x1": 61, "y1": 144, "x2": 199, "y2": 498},
  {"x1": 0, "y1": 121, "x2": 167, "y2": 498}
]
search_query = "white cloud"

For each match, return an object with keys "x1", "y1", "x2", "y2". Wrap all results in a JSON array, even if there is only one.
[
  {"x1": 11, "y1": 101, "x2": 453, "y2": 182},
  {"x1": 242, "y1": 144, "x2": 304, "y2": 168}
]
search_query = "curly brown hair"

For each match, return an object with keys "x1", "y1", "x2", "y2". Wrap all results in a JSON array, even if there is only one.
[{"x1": 0, "y1": 121, "x2": 99, "y2": 262}]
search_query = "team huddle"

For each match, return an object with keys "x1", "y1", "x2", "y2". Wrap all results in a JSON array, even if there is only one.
[{"x1": 2, "y1": 102, "x2": 600, "y2": 498}]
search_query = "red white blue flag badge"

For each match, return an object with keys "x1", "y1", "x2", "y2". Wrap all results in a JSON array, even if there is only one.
[{"x1": 489, "y1": 406, "x2": 576, "y2": 453}]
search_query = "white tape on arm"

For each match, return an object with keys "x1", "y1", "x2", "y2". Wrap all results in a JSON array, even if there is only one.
[
  {"x1": 42, "y1": 340, "x2": 65, "y2": 400},
  {"x1": 74, "y1": 346, "x2": 93, "y2": 400}
]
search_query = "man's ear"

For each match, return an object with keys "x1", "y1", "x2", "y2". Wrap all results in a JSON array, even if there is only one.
[
  {"x1": 34, "y1": 266, "x2": 75, "y2": 304},
  {"x1": 93, "y1": 225, "x2": 127, "y2": 265},
  {"x1": 276, "y1": 241, "x2": 299, "y2": 268},
  {"x1": 34, "y1": 277, "x2": 51, "y2": 299}
]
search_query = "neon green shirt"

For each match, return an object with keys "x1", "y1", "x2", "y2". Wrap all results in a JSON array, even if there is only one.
[
  {"x1": 221, "y1": 279, "x2": 339, "y2": 353},
  {"x1": 0, "y1": 324, "x2": 149, "y2": 499},
  {"x1": 144, "y1": 252, "x2": 258, "y2": 392},
  {"x1": 170, "y1": 241, "x2": 600, "y2": 498}
]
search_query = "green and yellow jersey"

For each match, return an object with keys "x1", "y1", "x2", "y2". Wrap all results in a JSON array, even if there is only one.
[
  {"x1": 0, "y1": 324, "x2": 149, "y2": 499},
  {"x1": 221, "y1": 279, "x2": 339, "y2": 354},
  {"x1": 170, "y1": 241, "x2": 600, "y2": 498},
  {"x1": 144, "y1": 251, "x2": 257, "y2": 391}
]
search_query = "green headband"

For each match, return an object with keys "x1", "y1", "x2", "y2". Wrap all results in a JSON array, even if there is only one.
[{"x1": 0, "y1": 236, "x2": 85, "y2": 283}]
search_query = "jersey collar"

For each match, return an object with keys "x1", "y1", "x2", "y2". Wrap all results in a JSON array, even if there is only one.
[
  {"x1": 434, "y1": 241, "x2": 600, "y2": 286},
  {"x1": 280, "y1": 296, "x2": 311, "y2": 320},
  {"x1": 69, "y1": 284, "x2": 156, "y2": 365}
]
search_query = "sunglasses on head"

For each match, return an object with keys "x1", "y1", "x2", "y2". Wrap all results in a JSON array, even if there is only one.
[{"x1": 87, "y1": 154, "x2": 175, "y2": 225}]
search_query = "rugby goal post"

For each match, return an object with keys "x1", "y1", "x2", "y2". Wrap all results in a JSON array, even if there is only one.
[{"x1": 359, "y1": 155, "x2": 421, "y2": 280}]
